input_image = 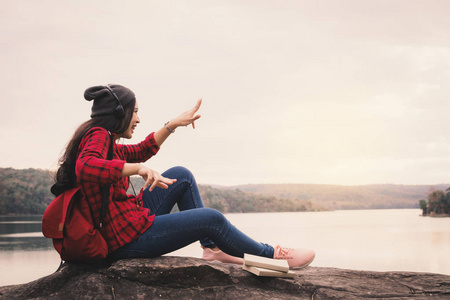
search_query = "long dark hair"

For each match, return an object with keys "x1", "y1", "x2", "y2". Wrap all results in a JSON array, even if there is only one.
[{"x1": 51, "y1": 98, "x2": 136, "y2": 196}]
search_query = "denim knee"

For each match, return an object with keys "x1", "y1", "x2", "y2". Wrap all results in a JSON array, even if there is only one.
[
  {"x1": 201, "y1": 208, "x2": 228, "y2": 227},
  {"x1": 163, "y1": 166, "x2": 194, "y2": 182}
]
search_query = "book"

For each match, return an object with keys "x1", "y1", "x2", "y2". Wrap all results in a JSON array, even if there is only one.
[
  {"x1": 243, "y1": 253, "x2": 289, "y2": 273},
  {"x1": 242, "y1": 265, "x2": 296, "y2": 278}
]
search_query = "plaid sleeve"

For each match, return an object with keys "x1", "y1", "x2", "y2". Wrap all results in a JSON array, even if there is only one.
[
  {"x1": 76, "y1": 127, "x2": 126, "y2": 184},
  {"x1": 117, "y1": 132, "x2": 160, "y2": 163}
]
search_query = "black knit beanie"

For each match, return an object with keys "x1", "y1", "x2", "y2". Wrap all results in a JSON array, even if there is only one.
[{"x1": 84, "y1": 84, "x2": 135, "y2": 118}]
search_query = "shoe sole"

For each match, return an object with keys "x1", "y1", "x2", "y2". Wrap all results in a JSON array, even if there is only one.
[{"x1": 290, "y1": 255, "x2": 315, "y2": 270}]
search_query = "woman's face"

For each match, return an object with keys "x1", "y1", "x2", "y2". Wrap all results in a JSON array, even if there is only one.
[{"x1": 119, "y1": 101, "x2": 140, "y2": 139}]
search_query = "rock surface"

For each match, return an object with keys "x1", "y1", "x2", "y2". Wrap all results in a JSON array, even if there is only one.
[{"x1": 1, "y1": 256, "x2": 449, "y2": 299}]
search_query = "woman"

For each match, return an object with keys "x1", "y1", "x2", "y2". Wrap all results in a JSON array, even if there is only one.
[{"x1": 52, "y1": 84, "x2": 315, "y2": 268}]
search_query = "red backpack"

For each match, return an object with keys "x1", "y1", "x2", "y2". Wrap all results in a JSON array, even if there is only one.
[
  {"x1": 42, "y1": 132, "x2": 113, "y2": 262},
  {"x1": 41, "y1": 187, "x2": 108, "y2": 261}
]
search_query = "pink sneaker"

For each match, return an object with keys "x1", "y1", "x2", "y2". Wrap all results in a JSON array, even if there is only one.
[
  {"x1": 273, "y1": 245, "x2": 315, "y2": 269},
  {"x1": 201, "y1": 247, "x2": 244, "y2": 265}
]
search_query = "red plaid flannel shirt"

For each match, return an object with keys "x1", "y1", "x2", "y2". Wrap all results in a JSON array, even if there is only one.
[{"x1": 75, "y1": 127, "x2": 160, "y2": 253}]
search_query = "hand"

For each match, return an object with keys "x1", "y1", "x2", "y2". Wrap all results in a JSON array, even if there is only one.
[
  {"x1": 170, "y1": 99, "x2": 202, "y2": 129},
  {"x1": 137, "y1": 165, "x2": 177, "y2": 191}
]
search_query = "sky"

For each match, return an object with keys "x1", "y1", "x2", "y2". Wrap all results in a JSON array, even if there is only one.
[{"x1": 1, "y1": 0, "x2": 450, "y2": 186}]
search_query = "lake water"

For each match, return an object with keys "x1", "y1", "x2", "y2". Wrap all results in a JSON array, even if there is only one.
[{"x1": 1, "y1": 209, "x2": 449, "y2": 286}]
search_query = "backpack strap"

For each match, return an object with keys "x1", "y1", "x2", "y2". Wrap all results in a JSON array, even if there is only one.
[{"x1": 98, "y1": 132, "x2": 114, "y2": 228}]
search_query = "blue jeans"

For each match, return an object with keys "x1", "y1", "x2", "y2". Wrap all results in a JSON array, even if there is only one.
[{"x1": 110, "y1": 166, "x2": 274, "y2": 259}]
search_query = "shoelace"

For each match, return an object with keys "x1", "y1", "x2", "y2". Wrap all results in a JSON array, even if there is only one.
[{"x1": 274, "y1": 246, "x2": 294, "y2": 259}]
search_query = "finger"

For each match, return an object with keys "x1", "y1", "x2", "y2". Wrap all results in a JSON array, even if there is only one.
[
  {"x1": 152, "y1": 178, "x2": 176, "y2": 190},
  {"x1": 192, "y1": 99, "x2": 202, "y2": 112},
  {"x1": 144, "y1": 178, "x2": 153, "y2": 190},
  {"x1": 157, "y1": 182, "x2": 169, "y2": 189},
  {"x1": 149, "y1": 172, "x2": 164, "y2": 191},
  {"x1": 192, "y1": 114, "x2": 201, "y2": 129},
  {"x1": 149, "y1": 179, "x2": 159, "y2": 192},
  {"x1": 160, "y1": 177, "x2": 176, "y2": 185},
  {"x1": 143, "y1": 172, "x2": 154, "y2": 190}
]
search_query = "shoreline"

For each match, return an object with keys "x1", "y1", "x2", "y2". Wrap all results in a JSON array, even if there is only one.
[{"x1": 421, "y1": 213, "x2": 450, "y2": 218}]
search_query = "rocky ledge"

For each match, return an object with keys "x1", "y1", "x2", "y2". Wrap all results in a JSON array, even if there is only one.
[{"x1": 0, "y1": 257, "x2": 449, "y2": 299}]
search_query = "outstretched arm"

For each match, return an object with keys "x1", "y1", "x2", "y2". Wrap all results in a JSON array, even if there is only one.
[
  {"x1": 120, "y1": 99, "x2": 202, "y2": 191},
  {"x1": 153, "y1": 99, "x2": 202, "y2": 147}
]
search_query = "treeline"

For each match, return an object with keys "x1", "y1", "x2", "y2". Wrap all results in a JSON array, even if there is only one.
[
  {"x1": 128, "y1": 177, "x2": 318, "y2": 213},
  {"x1": 419, "y1": 189, "x2": 450, "y2": 216},
  {"x1": 199, "y1": 186, "x2": 315, "y2": 213},
  {"x1": 2, "y1": 167, "x2": 448, "y2": 215},
  {"x1": 0, "y1": 168, "x2": 54, "y2": 215}
]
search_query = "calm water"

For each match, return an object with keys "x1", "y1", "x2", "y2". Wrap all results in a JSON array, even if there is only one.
[{"x1": 1, "y1": 209, "x2": 449, "y2": 286}]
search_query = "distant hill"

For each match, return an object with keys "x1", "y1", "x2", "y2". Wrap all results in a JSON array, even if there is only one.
[
  {"x1": 0, "y1": 167, "x2": 447, "y2": 214},
  {"x1": 232, "y1": 183, "x2": 450, "y2": 210}
]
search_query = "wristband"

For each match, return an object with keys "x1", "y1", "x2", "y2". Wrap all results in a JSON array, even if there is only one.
[{"x1": 164, "y1": 121, "x2": 175, "y2": 133}]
